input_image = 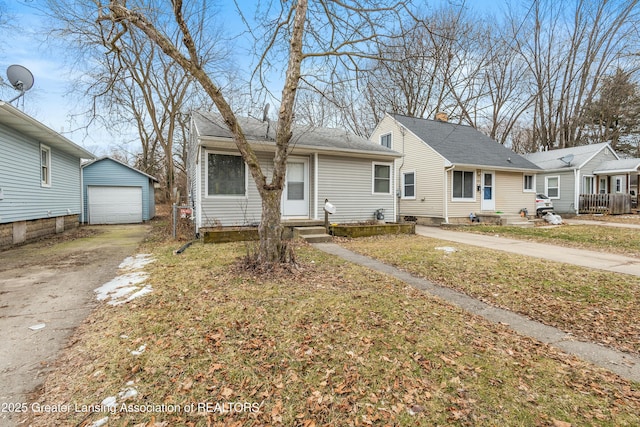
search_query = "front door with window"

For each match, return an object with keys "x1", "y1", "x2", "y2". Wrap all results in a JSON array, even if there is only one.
[
  {"x1": 481, "y1": 171, "x2": 495, "y2": 211},
  {"x1": 282, "y1": 158, "x2": 309, "y2": 218}
]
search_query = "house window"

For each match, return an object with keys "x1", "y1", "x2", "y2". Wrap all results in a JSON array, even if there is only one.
[
  {"x1": 380, "y1": 133, "x2": 392, "y2": 149},
  {"x1": 615, "y1": 177, "x2": 622, "y2": 193},
  {"x1": 372, "y1": 163, "x2": 392, "y2": 194},
  {"x1": 545, "y1": 176, "x2": 559, "y2": 199},
  {"x1": 207, "y1": 152, "x2": 246, "y2": 196},
  {"x1": 402, "y1": 171, "x2": 416, "y2": 199},
  {"x1": 452, "y1": 170, "x2": 474, "y2": 199},
  {"x1": 583, "y1": 176, "x2": 595, "y2": 194},
  {"x1": 40, "y1": 144, "x2": 51, "y2": 187},
  {"x1": 523, "y1": 174, "x2": 535, "y2": 192}
]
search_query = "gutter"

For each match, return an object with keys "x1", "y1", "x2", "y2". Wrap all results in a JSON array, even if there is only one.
[{"x1": 443, "y1": 164, "x2": 455, "y2": 224}]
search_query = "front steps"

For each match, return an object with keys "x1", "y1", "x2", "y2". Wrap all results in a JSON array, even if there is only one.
[{"x1": 293, "y1": 226, "x2": 332, "y2": 243}]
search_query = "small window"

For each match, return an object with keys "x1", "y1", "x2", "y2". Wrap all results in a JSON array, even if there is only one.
[
  {"x1": 546, "y1": 176, "x2": 559, "y2": 199},
  {"x1": 207, "y1": 152, "x2": 246, "y2": 196},
  {"x1": 615, "y1": 177, "x2": 622, "y2": 193},
  {"x1": 599, "y1": 177, "x2": 607, "y2": 194},
  {"x1": 523, "y1": 174, "x2": 535, "y2": 192},
  {"x1": 452, "y1": 170, "x2": 474, "y2": 199},
  {"x1": 40, "y1": 144, "x2": 51, "y2": 187},
  {"x1": 402, "y1": 171, "x2": 415, "y2": 199},
  {"x1": 373, "y1": 163, "x2": 391, "y2": 194},
  {"x1": 380, "y1": 133, "x2": 392, "y2": 149}
]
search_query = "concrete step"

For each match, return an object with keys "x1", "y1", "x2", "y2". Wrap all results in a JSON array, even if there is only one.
[
  {"x1": 293, "y1": 226, "x2": 327, "y2": 236},
  {"x1": 300, "y1": 233, "x2": 332, "y2": 243}
]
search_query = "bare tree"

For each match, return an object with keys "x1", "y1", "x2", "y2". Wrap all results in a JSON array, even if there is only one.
[
  {"x1": 45, "y1": 0, "x2": 227, "y2": 201},
  {"x1": 96, "y1": 0, "x2": 410, "y2": 266},
  {"x1": 515, "y1": 0, "x2": 639, "y2": 150}
]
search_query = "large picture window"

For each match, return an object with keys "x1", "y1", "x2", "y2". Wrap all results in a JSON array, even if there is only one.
[
  {"x1": 373, "y1": 163, "x2": 391, "y2": 194},
  {"x1": 452, "y1": 170, "x2": 474, "y2": 199},
  {"x1": 207, "y1": 152, "x2": 246, "y2": 196}
]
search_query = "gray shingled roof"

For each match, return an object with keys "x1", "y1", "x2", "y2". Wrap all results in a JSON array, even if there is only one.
[
  {"x1": 523, "y1": 142, "x2": 613, "y2": 170},
  {"x1": 390, "y1": 114, "x2": 539, "y2": 170},
  {"x1": 593, "y1": 158, "x2": 640, "y2": 174},
  {"x1": 193, "y1": 111, "x2": 401, "y2": 157}
]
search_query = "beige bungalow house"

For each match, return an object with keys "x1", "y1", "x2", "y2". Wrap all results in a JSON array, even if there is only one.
[{"x1": 369, "y1": 113, "x2": 541, "y2": 224}]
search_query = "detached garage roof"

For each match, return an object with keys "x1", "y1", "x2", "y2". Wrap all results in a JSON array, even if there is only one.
[{"x1": 82, "y1": 156, "x2": 158, "y2": 182}]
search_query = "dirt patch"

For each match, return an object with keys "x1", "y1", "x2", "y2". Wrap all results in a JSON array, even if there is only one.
[{"x1": 0, "y1": 224, "x2": 150, "y2": 427}]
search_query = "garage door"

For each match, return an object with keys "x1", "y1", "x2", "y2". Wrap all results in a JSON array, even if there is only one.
[{"x1": 88, "y1": 186, "x2": 143, "y2": 224}]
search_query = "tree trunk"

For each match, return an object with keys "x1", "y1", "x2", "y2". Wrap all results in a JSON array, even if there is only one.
[{"x1": 258, "y1": 188, "x2": 284, "y2": 264}]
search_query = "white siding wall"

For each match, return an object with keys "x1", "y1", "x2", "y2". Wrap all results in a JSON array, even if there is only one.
[
  {"x1": 0, "y1": 123, "x2": 82, "y2": 224},
  {"x1": 316, "y1": 154, "x2": 395, "y2": 223},
  {"x1": 495, "y1": 171, "x2": 536, "y2": 214}
]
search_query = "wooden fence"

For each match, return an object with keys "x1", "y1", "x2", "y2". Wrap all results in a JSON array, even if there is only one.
[{"x1": 579, "y1": 194, "x2": 632, "y2": 214}]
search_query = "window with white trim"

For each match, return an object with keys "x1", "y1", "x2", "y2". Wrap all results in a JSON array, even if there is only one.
[
  {"x1": 599, "y1": 177, "x2": 607, "y2": 194},
  {"x1": 545, "y1": 176, "x2": 559, "y2": 199},
  {"x1": 207, "y1": 152, "x2": 247, "y2": 196},
  {"x1": 40, "y1": 144, "x2": 51, "y2": 187},
  {"x1": 402, "y1": 171, "x2": 416, "y2": 199},
  {"x1": 583, "y1": 176, "x2": 595, "y2": 194},
  {"x1": 372, "y1": 163, "x2": 391, "y2": 194},
  {"x1": 523, "y1": 174, "x2": 535, "y2": 192},
  {"x1": 380, "y1": 133, "x2": 392, "y2": 149},
  {"x1": 452, "y1": 170, "x2": 474, "y2": 200},
  {"x1": 615, "y1": 177, "x2": 622, "y2": 193}
]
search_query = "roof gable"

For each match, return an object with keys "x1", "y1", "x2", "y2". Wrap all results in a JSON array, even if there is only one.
[
  {"x1": 389, "y1": 113, "x2": 539, "y2": 171},
  {"x1": 593, "y1": 158, "x2": 640, "y2": 174},
  {"x1": 192, "y1": 111, "x2": 401, "y2": 158},
  {"x1": 523, "y1": 142, "x2": 615, "y2": 171},
  {"x1": 82, "y1": 156, "x2": 158, "y2": 182}
]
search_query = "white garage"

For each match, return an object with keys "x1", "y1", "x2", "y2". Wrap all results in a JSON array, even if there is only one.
[{"x1": 87, "y1": 186, "x2": 143, "y2": 224}]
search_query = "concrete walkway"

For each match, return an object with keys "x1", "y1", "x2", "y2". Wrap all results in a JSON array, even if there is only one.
[
  {"x1": 313, "y1": 234, "x2": 640, "y2": 383},
  {"x1": 415, "y1": 224, "x2": 640, "y2": 277}
]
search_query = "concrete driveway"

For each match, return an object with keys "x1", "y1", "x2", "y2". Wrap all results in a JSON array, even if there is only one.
[{"x1": 0, "y1": 225, "x2": 149, "y2": 427}]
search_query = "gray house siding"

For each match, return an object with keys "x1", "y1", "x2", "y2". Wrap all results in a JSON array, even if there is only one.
[
  {"x1": 535, "y1": 170, "x2": 575, "y2": 214},
  {"x1": 82, "y1": 158, "x2": 155, "y2": 222},
  {"x1": 316, "y1": 154, "x2": 395, "y2": 223},
  {"x1": 0, "y1": 123, "x2": 82, "y2": 224}
]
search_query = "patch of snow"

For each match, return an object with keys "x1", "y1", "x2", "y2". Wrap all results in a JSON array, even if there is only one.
[
  {"x1": 435, "y1": 246, "x2": 458, "y2": 253},
  {"x1": 131, "y1": 345, "x2": 146, "y2": 356},
  {"x1": 118, "y1": 386, "x2": 138, "y2": 400},
  {"x1": 95, "y1": 253, "x2": 155, "y2": 305},
  {"x1": 28, "y1": 323, "x2": 46, "y2": 331},
  {"x1": 119, "y1": 253, "x2": 155, "y2": 270},
  {"x1": 101, "y1": 396, "x2": 117, "y2": 409},
  {"x1": 110, "y1": 285, "x2": 154, "y2": 306},
  {"x1": 88, "y1": 417, "x2": 109, "y2": 427}
]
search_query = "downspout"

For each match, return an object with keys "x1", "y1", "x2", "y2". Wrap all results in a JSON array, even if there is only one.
[
  {"x1": 196, "y1": 144, "x2": 202, "y2": 234},
  {"x1": 397, "y1": 125, "x2": 406, "y2": 222},
  {"x1": 574, "y1": 168, "x2": 580, "y2": 215},
  {"x1": 444, "y1": 165, "x2": 455, "y2": 224},
  {"x1": 313, "y1": 152, "x2": 319, "y2": 220},
  {"x1": 80, "y1": 161, "x2": 84, "y2": 224}
]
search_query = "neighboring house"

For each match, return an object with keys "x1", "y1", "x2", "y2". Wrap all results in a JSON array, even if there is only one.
[
  {"x1": 82, "y1": 156, "x2": 157, "y2": 224},
  {"x1": 369, "y1": 113, "x2": 541, "y2": 224},
  {"x1": 0, "y1": 101, "x2": 94, "y2": 249},
  {"x1": 523, "y1": 142, "x2": 635, "y2": 214},
  {"x1": 188, "y1": 111, "x2": 402, "y2": 231}
]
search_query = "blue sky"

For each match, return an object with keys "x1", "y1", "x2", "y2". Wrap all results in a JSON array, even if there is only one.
[{"x1": 0, "y1": 0, "x2": 507, "y2": 155}]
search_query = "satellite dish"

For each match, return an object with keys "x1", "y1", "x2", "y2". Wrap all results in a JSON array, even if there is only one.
[
  {"x1": 559, "y1": 154, "x2": 574, "y2": 166},
  {"x1": 5, "y1": 65, "x2": 34, "y2": 104}
]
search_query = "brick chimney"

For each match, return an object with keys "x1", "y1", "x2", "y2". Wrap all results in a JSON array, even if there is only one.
[{"x1": 435, "y1": 112, "x2": 448, "y2": 122}]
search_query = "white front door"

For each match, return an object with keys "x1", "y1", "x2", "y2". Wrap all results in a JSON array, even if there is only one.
[
  {"x1": 481, "y1": 171, "x2": 495, "y2": 211},
  {"x1": 282, "y1": 158, "x2": 309, "y2": 218}
]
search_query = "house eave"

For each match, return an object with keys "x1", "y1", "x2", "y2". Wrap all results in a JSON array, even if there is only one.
[
  {"x1": 198, "y1": 136, "x2": 402, "y2": 159},
  {"x1": 0, "y1": 101, "x2": 94, "y2": 159},
  {"x1": 450, "y1": 163, "x2": 541, "y2": 173}
]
